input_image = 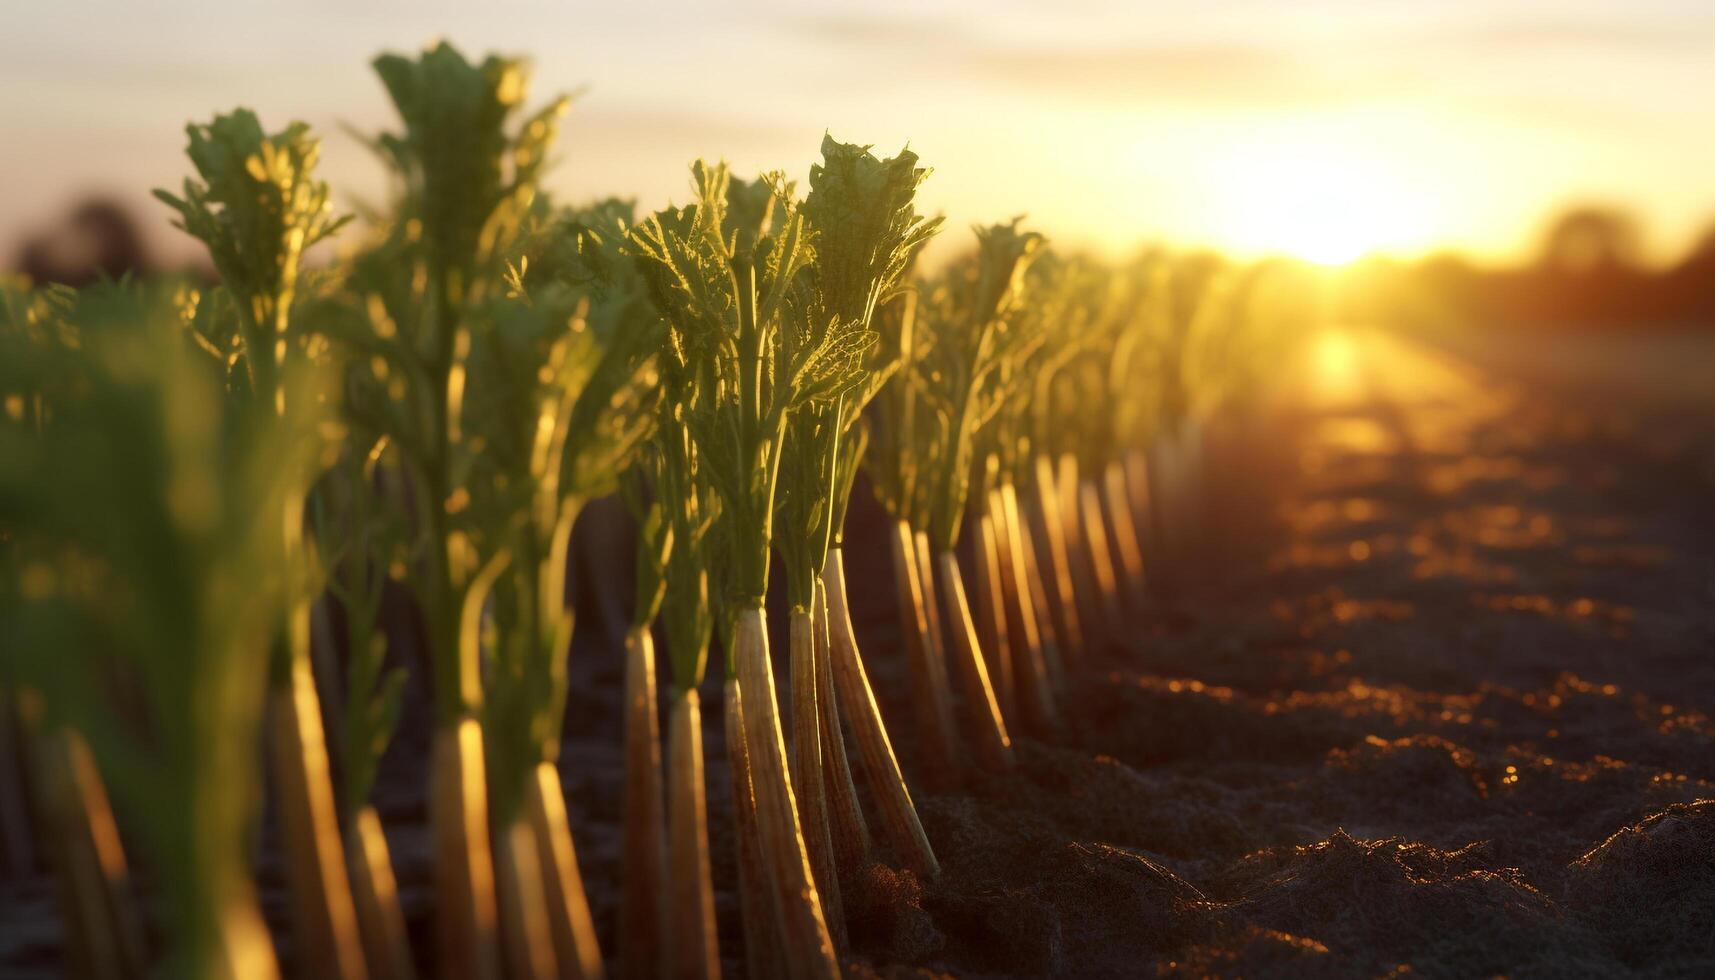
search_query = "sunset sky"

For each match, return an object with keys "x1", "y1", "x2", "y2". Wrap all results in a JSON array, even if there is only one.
[{"x1": 3, "y1": 0, "x2": 1713, "y2": 267}]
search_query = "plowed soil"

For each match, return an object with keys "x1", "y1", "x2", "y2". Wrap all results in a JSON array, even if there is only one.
[{"x1": 4, "y1": 326, "x2": 1713, "y2": 977}]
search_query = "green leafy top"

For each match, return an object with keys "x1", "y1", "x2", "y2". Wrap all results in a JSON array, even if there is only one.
[
  {"x1": 802, "y1": 135, "x2": 942, "y2": 333},
  {"x1": 619, "y1": 469, "x2": 674, "y2": 631},
  {"x1": 316, "y1": 42, "x2": 570, "y2": 723},
  {"x1": 774, "y1": 137, "x2": 940, "y2": 605},
  {"x1": 468, "y1": 205, "x2": 665, "y2": 812},
  {"x1": 629, "y1": 161, "x2": 850, "y2": 604},
  {"x1": 371, "y1": 43, "x2": 567, "y2": 309},
  {"x1": 1017, "y1": 253, "x2": 1133, "y2": 474},
  {"x1": 308, "y1": 435, "x2": 408, "y2": 825},
  {"x1": 914, "y1": 219, "x2": 1046, "y2": 552},
  {"x1": 862, "y1": 292, "x2": 934, "y2": 529},
  {"x1": 646, "y1": 393, "x2": 722, "y2": 690},
  {"x1": 155, "y1": 109, "x2": 349, "y2": 407}
]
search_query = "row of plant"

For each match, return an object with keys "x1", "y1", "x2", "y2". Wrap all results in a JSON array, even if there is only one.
[{"x1": 0, "y1": 43, "x2": 1303, "y2": 980}]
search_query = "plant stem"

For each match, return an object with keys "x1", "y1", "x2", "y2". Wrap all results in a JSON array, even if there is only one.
[
  {"x1": 812, "y1": 577, "x2": 871, "y2": 882},
  {"x1": 725, "y1": 678, "x2": 781, "y2": 980},
  {"x1": 911, "y1": 529, "x2": 960, "y2": 776},
  {"x1": 429, "y1": 719, "x2": 500, "y2": 980},
  {"x1": 1058, "y1": 454, "x2": 1106, "y2": 655},
  {"x1": 1103, "y1": 459, "x2": 1150, "y2": 617},
  {"x1": 420, "y1": 474, "x2": 465, "y2": 725},
  {"x1": 345, "y1": 807, "x2": 417, "y2": 980},
  {"x1": 997, "y1": 485, "x2": 1058, "y2": 735},
  {"x1": 495, "y1": 817, "x2": 557, "y2": 980},
  {"x1": 974, "y1": 510, "x2": 1014, "y2": 722},
  {"x1": 1030, "y1": 455, "x2": 1084, "y2": 664},
  {"x1": 888, "y1": 522, "x2": 956, "y2": 784},
  {"x1": 525, "y1": 763, "x2": 605, "y2": 980},
  {"x1": 432, "y1": 553, "x2": 507, "y2": 980},
  {"x1": 823, "y1": 551, "x2": 939, "y2": 877},
  {"x1": 731, "y1": 606, "x2": 840, "y2": 979},
  {"x1": 1123, "y1": 449, "x2": 1156, "y2": 579},
  {"x1": 620, "y1": 625, "x2": 666, "y2": 980},
  {"x1": 213, "y1": 886, "x2": 283, "y2": 980},
  {"x1": 272, "y1": 499, "x2": 366, "y2": 980},
  {"x1": 269, "y1": 644, "x2": 369, "y2": 980},
  {"x1": 789, "y1": 606, "x2": 846, "y2": 951},
  {"x1": 1007, "y1": 482, "x2": 1067, "y2": 696},
  {"x1": 35, "y1": 728, "x2": 148, "y2": 980},
  {"x1": 666, "y1": 690, "x2": 719, "y2": 980},
  {"x1": 934, "y1": 551, "x2": 1014, "y2": 771},
  {"x1": 1079, "y1": 478, "x2": 1126, "y2": 647}
]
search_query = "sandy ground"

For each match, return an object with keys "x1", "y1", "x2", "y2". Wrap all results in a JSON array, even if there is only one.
[{"x1": 3, "y1": 325, "x2": 1713, "y2": 976}]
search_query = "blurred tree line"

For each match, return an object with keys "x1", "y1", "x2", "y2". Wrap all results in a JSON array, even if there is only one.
[
  {"x1": 13, "y1": 196, "x2": 1715, "y2": 331},
  {"x1": 11, "y1": 198, "x2": 160, "y2": 287},
  {"x1": 1341, "y1": 206, "x2": 1715, "y2": 332}
]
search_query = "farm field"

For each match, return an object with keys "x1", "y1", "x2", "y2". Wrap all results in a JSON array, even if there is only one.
[
  {"x1": 550, "y1": 326, "x2": 1715, "y2": 976},
  {"x1": 4, "y1": 8, "x2": 1715, "y2": 977},
  {"x1": 13, "y1": 325, "x2": 1706, "y2": 976}
]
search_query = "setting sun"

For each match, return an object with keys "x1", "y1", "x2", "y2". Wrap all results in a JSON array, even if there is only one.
[
  {"x1": 1205, "y1": 124, "x2": 1441, "y2": 265},
  {"x1": 1258, "y1": 163, "x2": 1386, "y2": 265}
]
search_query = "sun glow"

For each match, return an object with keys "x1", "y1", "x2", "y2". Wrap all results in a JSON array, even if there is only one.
[
  {"x1": 1310, "y1": 328, "x2": 1363, "y2": 403},
  {"x1": 1205, "y1": 125, "x2": 1441, "y2": 266}
]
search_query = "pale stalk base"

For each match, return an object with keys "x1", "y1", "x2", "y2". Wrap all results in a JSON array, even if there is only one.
[
  {"x1": 1103, "y1": 460, "x2": 1150, "y2": 617},
  {"x1": 824, "y1": 552, "x2": 938, "y2": 877},
  {"x1": 789, "y1": 607, "x2": 846, "y2": 951},
  {"x1": 1058, "y1": 453, "x2": 1107, "y2": 655},
  {"x1": 913, "y1": 530, "x2": 953, "y2": 720},
  {"x1": 619, "y1": 626, "x2": 665, "y2": 980},
  {"x1": 215, "y1": 890, "x2": 284, "y2": 980},
  {"x1": 1079, "y1": 478, "x2": 1126, "y2": 648},
  {"x1": 1122, "y1": 449, "x2": 1155, "y2": 571},
  {"x1": 812, "y1": 578, "x2": 871, "y2": 878},
  {"x1": 429, "y1": 720, "x2": 499, "y2": 980},
  {"x1": 496, "y1": 817, "x2": 557, "y2": 980},
  {"x1": 974, "y1": 511, "x2": 1014, "y2": 722},
  {"x1": 997, "y1": 486, "x2": 1058, "y2": 734},
  {"x1": 889, "y1": 522, "x2": 956, "y2": 784},
  {"x1": 935, "y1": 552, "x2": 1014, "y2": 771},
  {"x1": 1032, "y1": 456, "x2": 1084, "y2": 664},
  {"x1": 37, "y1": 729, "x2": 147, "y2": 979},
  {"x1": 1010, "y1": 483, "x2": 1067, "y2": 696},
  {"x1": 725, "y1": 679, "x2": 782, "y2": 980},
  {"x1": 346, "y1": 807, "x2": 417, "y2": 980},
  {"x1": 732, "y1": 607, "x2": 840, "y2": 979},
  {"x1": 667, "y1": 692, "x2": 719, "y2": 980},
  {"x1": 269, "y1": 661, "x2": 368, "y2": 980},
  {"x1": 526, "y1": 763, "x2": 605, "y2": 980}
]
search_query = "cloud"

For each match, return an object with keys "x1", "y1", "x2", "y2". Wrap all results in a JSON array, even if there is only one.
[
  {"x1": 771, "y1": 5, "x2": 1715, "y2": 111},
  {"x1": 1438, "y1": 17, "x2": 1715, "y2": 56},
  {"x1": 776, "y1": 11, "x2": 1405, "y2": 109},
  {"x1": 782, "y1": 10, "x2": 975, "y2": 50},
  {"x1": 956, "y1": 42, "x2": 1335, "y2": 106}
]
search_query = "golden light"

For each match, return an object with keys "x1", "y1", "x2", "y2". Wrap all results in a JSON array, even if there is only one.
[
  {"x1": 1204, "y1": 122, "x2": 1441, "y2": 266},
  {"x1": 1309, "y1": 327, "x2": 1363, "y2": 404}
]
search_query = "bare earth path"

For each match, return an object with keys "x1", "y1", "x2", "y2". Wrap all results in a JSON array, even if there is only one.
[{"x1": 831, "y1": 327, "x2": 1715, "y2": 977}]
